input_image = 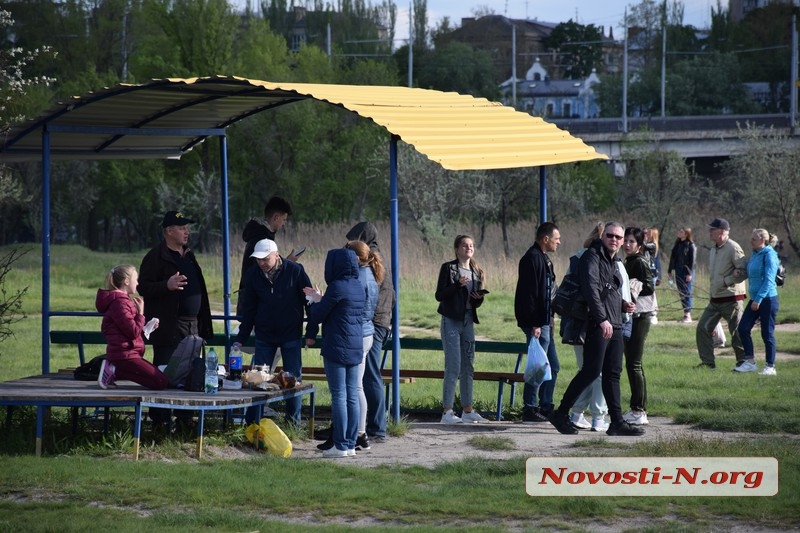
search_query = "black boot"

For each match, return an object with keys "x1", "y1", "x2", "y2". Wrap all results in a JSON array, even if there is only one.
[{"x1": 317, "y1": 437, "x2": 334, "y2": 450}]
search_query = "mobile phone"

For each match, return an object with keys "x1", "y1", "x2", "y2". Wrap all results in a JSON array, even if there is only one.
[
  {"x1": 477, "y1": 289, "x2": 490, "y2": 295},
  {"x1": 294, "y1": 247, "x2": 306, "y2": 257}
]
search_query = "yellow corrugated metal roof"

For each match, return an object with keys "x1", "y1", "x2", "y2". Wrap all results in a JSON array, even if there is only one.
[{"x1": 0, "y1": 76, "x2": 605, "y2": 170}]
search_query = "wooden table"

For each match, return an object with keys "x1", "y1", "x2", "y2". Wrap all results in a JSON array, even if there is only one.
[{"x1": 0, "y1": 373, "x2": 315, "y2": 459}]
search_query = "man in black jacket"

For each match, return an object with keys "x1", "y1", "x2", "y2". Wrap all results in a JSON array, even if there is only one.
[
  {"x1": 514, "y1": 222, "x2": 561, "y2": 422},
  {"x1": 548, "y1": 222, "x2": 644, "y2": 436},
  {"x1": 139, "y1": 210, "x2": 213, "y2": 427}
]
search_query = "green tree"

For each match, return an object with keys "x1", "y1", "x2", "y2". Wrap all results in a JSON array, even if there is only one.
[
  {"x1": 543, "y1": 20, "x2": 604, "y2": 80},
  {"x1": 616, "y1": 130, "x2": 696, "y2": 234},
  {"x1": 721, "y1": 125, "x2": 800, "y2": 259},
  {"x1": 416, "y1": 41, "x2": 499, "y2": 99}
]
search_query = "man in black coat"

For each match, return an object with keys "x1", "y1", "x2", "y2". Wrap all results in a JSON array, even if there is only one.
[
  {"x1": 548, "y1": 222, "x2": 644, "y2": 437},
  {"x1": 139, "y1": 210, "x2": 213, "y2": 427},
  {"x1": 514, "y1": 222, "x2": 561, "y2": 422}
]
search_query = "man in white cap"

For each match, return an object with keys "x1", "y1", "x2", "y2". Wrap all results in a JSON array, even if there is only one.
[
  {"x1": 695, "y1": 218, "x2": 748, "y2": 370},
  {"x1": 234, "y1": 239, "x2": 313, "y2": 425}
]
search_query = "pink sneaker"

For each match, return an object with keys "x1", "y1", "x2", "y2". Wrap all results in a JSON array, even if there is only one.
[{"x1": 98, "y1": 359, "x2": 117, "y2": 389}]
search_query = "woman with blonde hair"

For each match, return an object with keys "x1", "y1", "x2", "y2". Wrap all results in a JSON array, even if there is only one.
[
  {"x1": 735, "y1": 229, "x2": 780, "y2": 375},
  {"x1": 643, "y1": 227, "x2": 661, "y2": 324},
  {"x1": 95, "y1": 264, "x2": 168, "y2": 390},
  {"x1": 346, "y1": 240, "x2": 384, "y2": 449},
  {"x1": 435, "y1": 234, "x2": 487, "y2": 423}
]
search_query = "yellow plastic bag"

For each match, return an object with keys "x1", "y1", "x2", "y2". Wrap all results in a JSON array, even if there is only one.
[{"x1": 245, "y1": 418, "x2": 293, "y2": 457}]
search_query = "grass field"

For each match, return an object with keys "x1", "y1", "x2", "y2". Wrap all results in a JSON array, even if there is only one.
[{"x1": 1, "y1": 225, "x2": 799, "y2": 532}]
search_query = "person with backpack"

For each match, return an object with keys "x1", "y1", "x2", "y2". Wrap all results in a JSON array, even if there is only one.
[
  {"x1": 735, "y1": 229, "x2": 780, "y2": 375},
  {"x1": 95, "y1": 264, "x2": 168, "y2": 390}
]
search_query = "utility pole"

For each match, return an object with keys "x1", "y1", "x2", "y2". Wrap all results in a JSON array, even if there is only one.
[
  {"x1": 660, "y1": 0, "x2": 667, "y2": 118},
  {"x1": 623, "y1": 8, "x2": 628, "y2": 133},
  {"x1": 512, "y1": 24, "x2": 517, "y2": 109},
  {"x1": 408, "y1": 2, "x2": 413, "y2": 88},
  {"x1": 791, "y1": 14, "x2": 798, "y2": 133}
]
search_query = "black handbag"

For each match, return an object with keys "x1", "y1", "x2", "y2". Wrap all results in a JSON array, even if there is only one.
[{"x1": 551, "y1": 272, "x2": 587, "y2": 320}]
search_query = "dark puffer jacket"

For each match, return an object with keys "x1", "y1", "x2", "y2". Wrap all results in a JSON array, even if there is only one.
[
  {"x1": 95, "y1": 289, "x2": 145, "y2": 362},
  {"x1": 235, "y1": 258, "x2": 312, "y2": 345},
  {"x1": 305, "y1": 248, "x2": 365, "y2": 365}
]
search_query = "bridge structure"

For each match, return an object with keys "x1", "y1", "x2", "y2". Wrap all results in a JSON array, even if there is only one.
[{"x1": 549, "y1": 114, "x2": 798, "y2": 163}]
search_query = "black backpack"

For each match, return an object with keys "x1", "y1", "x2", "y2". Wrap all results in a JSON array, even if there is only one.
[
  {"x1": 73, "y1": 354, "x2": 105, "y2": 381},
  {"x1": 163, "y1": 335, "x2": 205, "y2": 389}
]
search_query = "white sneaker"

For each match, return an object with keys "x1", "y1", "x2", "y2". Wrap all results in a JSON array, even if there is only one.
[
  {"x1": 759, "y1": 365, "x2": 777, "y2": 376},
  {"x1": 734, "y1": 360, "x2": 757, "y2": 373},
  {"x1": 623, "y1": 409, "x2": 649, "y2": 425},
  {"x1": 649, "y1": 315, "x2": 658, "y2": 325},
  {"x1": 98, "y1": 359, "x2": 116, "y2": 389},
  {"x1": 591, "y1": 417, "x2": 609, "y2": 432},
  {"x1": 569, "y1": 412, "x2": 592, "y2": 430},
  {"x1": 440, "y1": 409, "x2": 463, "y2": 424},
  {"x1": 461, "y1": 410, "x2": 488, "y2": 423},
  {"x1": 322, "y1": 448, "x2": 348, "y2": 458},
  {"x1": 346, "y1": 448, "x2": 356, "y2": 457}
]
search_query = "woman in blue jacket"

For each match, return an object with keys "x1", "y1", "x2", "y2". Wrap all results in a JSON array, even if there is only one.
[
  {"x1": 305, "y1": 248, "x2": 366, "y2": 458},
  {"x1": 736, "y1": 229, "x2": 780, "y2": 375}
]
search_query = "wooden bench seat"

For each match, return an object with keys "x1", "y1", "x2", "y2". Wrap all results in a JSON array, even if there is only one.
[{"x1": 50, "y1": 331, "x2": 529, "y2": 420}]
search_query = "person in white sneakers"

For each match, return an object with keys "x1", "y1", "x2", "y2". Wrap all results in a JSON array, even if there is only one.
[
  {"x1": 695, "y1": 218, "x2": 747, "y2": 370},
  {"x1": 435, "y1": 235, "x2": 488, "y2": 424},
  {"x1": 735, "y1": 229, "x2": 780, "y2": 376}
]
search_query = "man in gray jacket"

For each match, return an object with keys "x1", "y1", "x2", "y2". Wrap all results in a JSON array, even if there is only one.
[{"x1": 695, "y1": 218, "x2": 747, "y2": 370}]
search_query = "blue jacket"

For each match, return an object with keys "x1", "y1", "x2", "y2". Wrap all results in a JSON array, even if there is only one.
[
  {"x1": 357, "y1": 265, "x2": 379, "y2": 338},
  {"x1": 236, "y1": 257, "x2": 312, "y2": 345},
  {"x1": 306, "y1": 248, "x2": 365, "y2": 365},
  {"x1": 747, "y1": 245, "x2": 779, "y2": 304}
]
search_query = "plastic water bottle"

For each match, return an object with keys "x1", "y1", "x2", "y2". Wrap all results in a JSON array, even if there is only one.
[
  {"x1": 229, "y1": 345, "x2": 243, "y2": 381},
  {"x1": 205, "y1": 347, "x2": 219, "y2": 394}
]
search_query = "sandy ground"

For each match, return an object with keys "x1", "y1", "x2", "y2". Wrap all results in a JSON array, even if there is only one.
[{"x1": 289, "y1": 416, "x2": 766, "y2": 468}]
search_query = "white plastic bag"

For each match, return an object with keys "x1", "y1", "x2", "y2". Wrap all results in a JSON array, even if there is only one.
[
  {"x1": 524, "y1": 337, "x2": 552, "y2": 387},
  {"x1": 712, "y1": 321, "x2": 726, "y2": 348}
]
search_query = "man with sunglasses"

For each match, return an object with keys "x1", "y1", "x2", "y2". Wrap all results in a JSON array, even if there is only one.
[{"x1": 548, "y1": 222, "x2": 644, "y2": 436}]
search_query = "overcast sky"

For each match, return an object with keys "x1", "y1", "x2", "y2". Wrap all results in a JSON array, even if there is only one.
[{"x1": 393, "y1": 0, "x2": 718, "y2": 42}]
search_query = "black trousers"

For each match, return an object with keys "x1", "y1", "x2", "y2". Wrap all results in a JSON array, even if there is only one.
[{"x1": 556, "y1": 323, "x2": 624, "y2": 424}]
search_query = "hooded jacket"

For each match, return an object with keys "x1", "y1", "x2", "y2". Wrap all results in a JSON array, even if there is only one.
[
  {"x1": 235, "y1": 258, "x2": 312, "y2": 345},
  {"x1": 346, "y1": 222, "x2": 395, "y2": 330},
  {"x1": 305, "y1": 248, "x2": 365, "y2": 365},
  {"x1": 95, "y1": 289, "x2": 145, "y2": 361}
]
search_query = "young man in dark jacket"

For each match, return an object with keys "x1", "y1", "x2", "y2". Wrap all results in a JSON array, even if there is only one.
[
  {"x1": 548, "y1": 222, "x2": 645, "y2": 437},
  {"x1": 237, "y1": 196, "x2": 296, "y2": 316},
  {"x1": 514, "y1": 222, "x2": 561, "y2": 422},
  {"x1": 234, "y1": 238, "x2": 312, "y2": 425}
]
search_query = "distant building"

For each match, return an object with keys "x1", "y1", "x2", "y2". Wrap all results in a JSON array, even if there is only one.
[
  {"x1": 438, "y1": 15, "x2": 618, "y2": 85},
  {"x1": 729, "y1": 0, "x2": 796, "y2": 22},
  {"x1": 500, "y1": 58, "x2": 601, "y2": 118}
]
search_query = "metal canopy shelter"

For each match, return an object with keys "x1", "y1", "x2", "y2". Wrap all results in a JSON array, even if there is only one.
[{"x1": 0, "y1": 76, "x2": 605, "y2": 421}]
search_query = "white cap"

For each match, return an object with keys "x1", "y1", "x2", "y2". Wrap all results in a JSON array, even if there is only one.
[{"x1": 250, "y1": 239, "x2": 278, "y2": 259}]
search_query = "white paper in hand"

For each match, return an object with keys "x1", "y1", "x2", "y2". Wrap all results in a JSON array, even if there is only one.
[{"x1": 143, "y1": 317, "x2": 159, "y2": 339}]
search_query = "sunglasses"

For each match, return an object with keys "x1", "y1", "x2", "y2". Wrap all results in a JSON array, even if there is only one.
[{"x1": 605, "y1": 233, "x2": 624, "y2": 240}]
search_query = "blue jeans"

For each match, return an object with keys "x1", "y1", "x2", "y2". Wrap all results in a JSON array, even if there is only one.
[
  {"x1": 324, "y1": 358, "x2": 360, "y2": 451},
  {"x1": 364, "y1": 325, "x2": 389, "y2": 437},
  {"x1": 676, "y1": 271, "x2": 694, "y2": 314},
  {"x1": 522, "y1": 326, "x2": 560, "y2": 413},
  {"x1": 245, "y1": 338, "x2": 303, "y2": 424},
  {"x1": 738, "y1": 296, "x2": 779, "y2": 366}
]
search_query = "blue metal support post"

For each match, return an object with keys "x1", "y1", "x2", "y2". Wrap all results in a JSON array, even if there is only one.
[{"x1": 389, "y1": 136, "x2": 400, "y2": 422}]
